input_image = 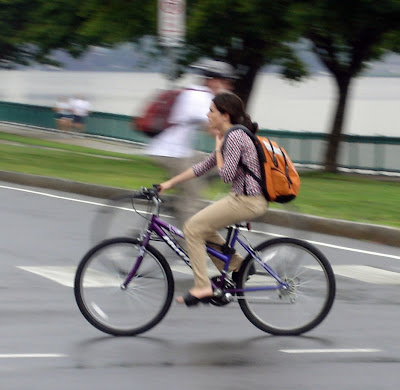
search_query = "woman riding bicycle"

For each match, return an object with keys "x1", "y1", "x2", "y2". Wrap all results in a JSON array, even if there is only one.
[{"x1": 159, "y1": 92, "x2": 269, "y2": 306}]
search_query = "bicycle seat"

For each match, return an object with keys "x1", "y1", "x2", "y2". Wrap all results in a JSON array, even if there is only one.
[{"x1": 227, "y1": 222, "x2": 252, "y2": 231}]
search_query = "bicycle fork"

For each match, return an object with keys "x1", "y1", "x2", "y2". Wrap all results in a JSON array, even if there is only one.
[{"x1": 120, "y1": 230, "x2": 152, "y2": 289}]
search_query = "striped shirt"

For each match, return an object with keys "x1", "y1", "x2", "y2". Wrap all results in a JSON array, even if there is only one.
[{"x1": 192, "y1": 127, "x2": 263, "y2": 196}]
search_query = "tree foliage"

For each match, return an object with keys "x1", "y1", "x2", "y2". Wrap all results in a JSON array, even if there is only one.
[
  {"x1": 291, "y1": 0, "x2": 400, "y2": 171},
  {"x1": 0, "y1": 0, "x2": 157, "y2": 68},
  {"x1": 74, "y1": 0, "x2": 157, "y2": 45},
  {"x1": 0, "y1": 0, "x2": 40, "y2": 67},
  {"x1": 50, "y1": 0, "x2": 307, "y2": 104},
  {"x1": 0, "y1": 0, "x2": 91, "y2": 67},
  {"x1": 185, "y1": 0, "x2": 307, "y2": 103}
]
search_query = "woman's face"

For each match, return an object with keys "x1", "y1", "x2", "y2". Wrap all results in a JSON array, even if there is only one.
[{"x1": 207, "y1": 102, "x2": 227, "y2": 131}]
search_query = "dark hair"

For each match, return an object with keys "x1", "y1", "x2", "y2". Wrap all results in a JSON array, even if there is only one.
[{"x1": 212, "y1": 92, "x2": 258, "y2": 134}]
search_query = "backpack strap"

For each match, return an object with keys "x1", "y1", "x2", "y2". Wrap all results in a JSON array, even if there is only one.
[
  {"x1": 223, "y1": 125, "x2": 269, "y2": 200},
  {"x1": 267, "y1": 138, "x2": 278, "y2": 167},
  {"x1": 223, "y1": 124, "x2": 252, "y2": 144}
]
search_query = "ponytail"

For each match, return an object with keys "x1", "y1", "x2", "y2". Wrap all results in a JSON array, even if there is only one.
[{"x1": 240, "y1": 113, "x2": 258, "y2": 134}]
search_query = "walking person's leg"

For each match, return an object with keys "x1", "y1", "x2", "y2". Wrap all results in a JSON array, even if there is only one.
[{"x1": 154, "y1": 156, "x2": 201, "y2": 229}]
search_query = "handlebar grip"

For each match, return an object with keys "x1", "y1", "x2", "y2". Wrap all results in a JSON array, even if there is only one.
[{"x1": 139, "y1": 185, "x2": 161, "y2": 200}]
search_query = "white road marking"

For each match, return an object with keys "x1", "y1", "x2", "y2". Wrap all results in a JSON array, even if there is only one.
[
  {"x1": 0, "y1": 184, "x2": 173, "y2": 218},
  {"x1": 1, "y1": 184, "x2": 398, "y2": 260},
  {"x1": 280, "y1": 349, "x2": 380, "y2": 354},
  {"x1": 250, "y1": 228, "x2": 400, "y2": 260},
  {"x1": 308, "y1": 264, "x2": 400, "y2": 285},
  {"x1": 18, "y1": 263, "x2": 400, "y2": 287},
  {"x1": 18, "y1": 266, "x2": 76, "y2": 287},
  {"x1": 170, "y1": 263, "x2": 218, "y2": 278},
  {"x1": 18, "y1": 264, "x2": 216, "y2": 287},
  {"x1": 18, "y1": 266, "x2": 124, "y2": 288},
  {"x1": 0, "y1": 354, "x2": 67, "y2": 358}
]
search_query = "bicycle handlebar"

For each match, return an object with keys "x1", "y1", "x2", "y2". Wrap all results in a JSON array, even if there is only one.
[{"x1": 139, "y1": 185, "x2": 160, "y2": 200}]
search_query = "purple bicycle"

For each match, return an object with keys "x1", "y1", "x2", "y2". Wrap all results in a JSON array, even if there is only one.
[{"x1": 74, "y1": 186, "x2": 335, "y2": 336}]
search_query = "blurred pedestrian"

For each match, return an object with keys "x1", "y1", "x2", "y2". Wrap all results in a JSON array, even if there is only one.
[
  {"x1": 146, "y1": 59, "x2": 237, "y2": 227},
  {"x1": 70, "y1": 95, "x2": 92, "y2": 132},
  {"x1": 53, "y1": 96, "x2": 72, "y2": 130}
]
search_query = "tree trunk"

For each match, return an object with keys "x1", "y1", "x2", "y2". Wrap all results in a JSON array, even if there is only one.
[
  {"x1": 234, "y1": 65, "x2": 260, "y2": 108},
  {"x1": 324, "y1": 76, "x2": 351, "y2": 172}
]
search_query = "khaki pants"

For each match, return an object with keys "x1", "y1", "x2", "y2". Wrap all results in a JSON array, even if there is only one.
[{"x1": 183, "y1": 193, "x2": 268, "y2": 288}]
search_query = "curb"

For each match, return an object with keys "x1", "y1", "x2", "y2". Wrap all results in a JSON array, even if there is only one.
[{"x1": 1, "y1": 170, "x2": 399, "y2": 248}]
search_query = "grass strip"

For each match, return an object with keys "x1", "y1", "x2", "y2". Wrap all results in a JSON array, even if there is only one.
[
  {"x1": 0, "y1": 143, "x2": 166, "y2": 189},
  {"x1": 0, "y1": 131, "x2": 138, "y2": 160},
  {"x1": 209, "y1": 172, "x2": 400, "y2": 228},
  {"x1": 0, "y1": 132, "x2": 399, "y2": 229}
]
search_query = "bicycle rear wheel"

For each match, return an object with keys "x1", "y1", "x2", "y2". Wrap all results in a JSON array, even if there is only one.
[
  {"x1": 74, "y1": 237, "x2": 174, "y2": 336},
  {"x1": 237, "y1": 237, "x2": 335, "y2": 335}
]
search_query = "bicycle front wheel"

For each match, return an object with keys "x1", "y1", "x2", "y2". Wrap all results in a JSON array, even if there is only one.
[
  {"x1": 237, "y1": 238, "x2": 335, "y2": 335},
  {"x1": 74, "y1": 237, "x2": 174, "y2": 336}
]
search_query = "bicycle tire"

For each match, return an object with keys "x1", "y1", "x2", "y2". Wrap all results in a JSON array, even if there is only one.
[
  {"x1": 236, "y1": 237, "x2": 335, "y2": 336},
  {"x1": 74, "y1": 237, "x2": 174, "y2": 336}
]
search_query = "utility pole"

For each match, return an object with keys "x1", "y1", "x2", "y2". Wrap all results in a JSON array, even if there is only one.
[{"x1": 158, "y1": 0, "x2": 186, "y2": 87}]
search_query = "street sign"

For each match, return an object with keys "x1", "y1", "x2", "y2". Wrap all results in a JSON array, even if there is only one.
[{"x1": 158, "y1": 0, "x2": 185, "y2": 47}]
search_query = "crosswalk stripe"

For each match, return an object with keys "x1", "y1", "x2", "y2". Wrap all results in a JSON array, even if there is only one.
[
  {"x1": 18, "y1": 266, "x2": 76, "y2": 287},
  {"x1": 17, "y1": 265, "x2": 219, "y2": 287},
  {"x1": 280, "y1": 349, "x2": 380, "y2": 354},
  {"x1": 333, "y1": 265, "x2": 400, "y2": 284},
  {"x1": 18, "y1": 264, "x2": 400, "y2": 287},
  {"x1": 308, "y1": 264, "x2": 400, "y2": 285},
  {"x1": 170, "y1": 264, "x2": 219, "y2": 278},
  {"x1": 0, "y1": 354, "x2": 66, "y2": 359}
]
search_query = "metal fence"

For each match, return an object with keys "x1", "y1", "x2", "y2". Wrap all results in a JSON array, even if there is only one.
[{"x1": 0, "y1": 101, "x2": 399, "y2": 173}]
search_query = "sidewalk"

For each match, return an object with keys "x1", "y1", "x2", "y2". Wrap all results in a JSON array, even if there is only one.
[
  {"x1": 0, "y1": 122, "x2": 147, "y2": 155},
  {"x1": 1, "y1": 122, "x2": 400, "y2": 248}
]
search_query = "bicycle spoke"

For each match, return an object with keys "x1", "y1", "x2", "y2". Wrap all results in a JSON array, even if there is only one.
[
  {"x1": 75, "y1": 238, "x2": 174, "y2": 336},
  {"x1": 238, "y1": 238, "x2": 335, "y2": 335}
]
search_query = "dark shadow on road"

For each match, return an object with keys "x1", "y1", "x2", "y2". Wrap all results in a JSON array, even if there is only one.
[{"x1": 69, "y1": 332, "x2": 336, "y2": 369}]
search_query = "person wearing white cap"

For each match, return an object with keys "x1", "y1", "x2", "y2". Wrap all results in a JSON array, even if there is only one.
[{"x1": 146, "y1": 59, "x2": 237, "y2": 227}]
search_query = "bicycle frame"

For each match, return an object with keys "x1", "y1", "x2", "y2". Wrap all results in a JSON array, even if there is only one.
[
  {"x1": 77, "y1": 190, "x2": 335, "y2": 337},
  {"x1": 122, "y1": 207, "x2": 288, "y2": 294}
]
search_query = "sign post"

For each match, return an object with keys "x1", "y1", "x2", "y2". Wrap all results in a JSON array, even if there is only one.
[
  {"x1": 158, "y1": 0, "x2": 186, "y2": 84},
  {"x1": 158, "y1": 0, "x2": 185, "y2": 47}
]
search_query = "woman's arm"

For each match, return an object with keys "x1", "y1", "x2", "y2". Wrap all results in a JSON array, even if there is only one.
[
  {"x1": 215, "y1": 133, "x2": 224, "y2": 169},
  {"x1": 159, "y1": 167, "x2": 196, "y2": 193}
]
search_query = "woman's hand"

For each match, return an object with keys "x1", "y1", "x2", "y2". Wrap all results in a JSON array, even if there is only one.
[
  {"x1": 158, "y1": 168, "x2": 197, "y2": 194},
  {"x1": 215, "y1": 132, "x2": 224, "y2": 151},
  {"x1": 207, "y1": 125, "x2": 220, "y2": 137},
  {"x1": 158, "y1": 180, "x2": 174, "y2": 194}
]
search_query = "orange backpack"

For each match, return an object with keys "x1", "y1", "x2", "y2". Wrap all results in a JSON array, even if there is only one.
[{"x1": 230, "y1": 126, "x2": 301, "y2": 203}]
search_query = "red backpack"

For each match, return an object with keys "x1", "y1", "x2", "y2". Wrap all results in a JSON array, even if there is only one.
[{"x1": 135, "y1": 89, "x2": 182, "y2": 138}]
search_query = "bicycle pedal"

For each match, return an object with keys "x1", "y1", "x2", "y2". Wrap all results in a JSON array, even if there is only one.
[{"x1": 212, "y1": 288, "x2": 223, "y2": 298}]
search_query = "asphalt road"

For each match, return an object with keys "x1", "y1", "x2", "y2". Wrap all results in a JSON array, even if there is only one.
[{"x1": 1, "y1": 181, "x2": 400, "y2": 390}]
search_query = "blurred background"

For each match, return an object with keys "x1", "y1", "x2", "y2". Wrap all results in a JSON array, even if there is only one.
[{"x1": 1, "y1": 0, "x2": 400, "y2": 172}]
